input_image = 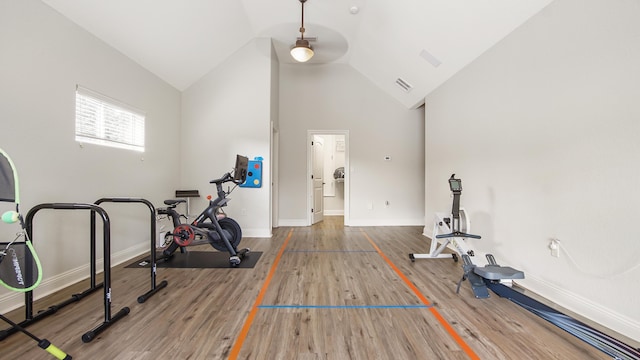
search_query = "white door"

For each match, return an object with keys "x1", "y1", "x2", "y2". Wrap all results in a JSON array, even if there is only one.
[{"x1": 312, "y1": 135, "x2": 324, "y2": 224}]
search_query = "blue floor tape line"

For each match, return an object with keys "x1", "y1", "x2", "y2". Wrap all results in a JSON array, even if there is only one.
[
  {"x1": 259, "y1": 304, "x2": 431, "y2": 309},
  {"x1": 487, "y1": 282, "x2": 640, "y2": 360}
]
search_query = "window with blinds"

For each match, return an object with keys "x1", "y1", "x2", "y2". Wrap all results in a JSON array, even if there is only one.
[{"x1": 75, "y1": 86, "x2": 145, "y2": 152}]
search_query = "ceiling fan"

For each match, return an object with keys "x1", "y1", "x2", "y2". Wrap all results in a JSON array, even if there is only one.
[{"x1": 290, "y1": 0, "x2": 314, "y2": 62}]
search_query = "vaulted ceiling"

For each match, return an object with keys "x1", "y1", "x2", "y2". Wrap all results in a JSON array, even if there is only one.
[{"x1": 42, "y1": 0, "x2": 554, "y2": 109}]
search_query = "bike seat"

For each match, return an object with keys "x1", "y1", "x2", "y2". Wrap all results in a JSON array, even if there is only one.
[{"x1": 164, "y1": 199, "x2": 186, "y2": 206}]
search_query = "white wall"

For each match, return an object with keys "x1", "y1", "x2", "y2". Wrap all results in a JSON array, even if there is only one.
[
  {"x1": 424, "y1": 0, "x2": 640, "y2": 341},
  {"x1": 279, "y1": 64, "x2": 425, "y2": 226},
  {"x1": 180, "y1": 38, "x2": 274, "y2": 238},
  {"x1": 0, "y1": 0, "x2": 181, "y2": 310}
]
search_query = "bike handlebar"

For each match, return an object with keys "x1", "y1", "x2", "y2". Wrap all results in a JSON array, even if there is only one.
[
  {"x1": 209, "y1": 172, "x2": 243, "y2": 185},
  {"x1": 209, "y1": 172, "x2": 232, "y2": 185}
]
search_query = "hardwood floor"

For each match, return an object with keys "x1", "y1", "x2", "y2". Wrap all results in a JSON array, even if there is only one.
[{"x1": 0, "y1": 217, "x2": 610, "y2": 359}]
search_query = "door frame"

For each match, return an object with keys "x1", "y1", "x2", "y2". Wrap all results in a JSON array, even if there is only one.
[
  {"x1": 307, "y1": 130, "x2": 350, "y2": 226},
  {"x1": 271, "y1": 122, "x2": 279, "y2": 229},
  {"x1": 311, "y1": 135, "x2": 325, "y2": 224}
]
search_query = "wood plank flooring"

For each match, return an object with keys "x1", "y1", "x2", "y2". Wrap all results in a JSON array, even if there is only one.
[{"x1": 0, "y1": 217, "x2": 611, "y2": 359}]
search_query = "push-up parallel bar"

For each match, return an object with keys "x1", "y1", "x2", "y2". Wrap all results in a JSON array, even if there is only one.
[
  {"x1": 93, "y1": 197, "x2": 167, "y2": 303},
  {"x1": 0, "y1": 203, "x2": 129, "y2": 343}
]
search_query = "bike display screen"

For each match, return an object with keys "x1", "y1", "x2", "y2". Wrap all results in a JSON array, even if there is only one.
[{"x1": 233, "y1": 155, "x2": 249, "y2": 183}]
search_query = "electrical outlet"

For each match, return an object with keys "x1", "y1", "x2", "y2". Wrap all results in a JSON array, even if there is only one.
[{"x1": 549, "y1": 239, "x2": 560, "y2": 258}]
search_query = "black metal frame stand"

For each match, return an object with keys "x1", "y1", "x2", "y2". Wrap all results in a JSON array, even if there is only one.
[
  {"x1": 0, "y1": 203, "x2": 129, "y2": 343},
  {"x1": 93, "y1": 197, "x2": 167, "y2": 303}
]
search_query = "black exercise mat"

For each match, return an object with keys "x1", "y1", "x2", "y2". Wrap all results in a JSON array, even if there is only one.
[{"x1": 125, "y1": 251, "x2": 262, "y2": 269}]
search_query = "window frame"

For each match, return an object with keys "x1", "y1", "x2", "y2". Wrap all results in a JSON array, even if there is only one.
[{"x1": 75, "y1": 85, "x2": 146, "y2": 152}]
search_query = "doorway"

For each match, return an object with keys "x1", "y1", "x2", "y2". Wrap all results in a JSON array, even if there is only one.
[{"x1": 307, "y1": 130, "x2": 349, "y2": 226}]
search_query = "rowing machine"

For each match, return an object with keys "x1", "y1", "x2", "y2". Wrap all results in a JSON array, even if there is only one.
[{"x1": 409, "y1": 174, "x2": 524, "y2": 298}]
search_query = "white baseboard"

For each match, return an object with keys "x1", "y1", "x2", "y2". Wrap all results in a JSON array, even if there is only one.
[
  {"x1": 324, "y1": 210, "x2": 344, "y2": 216},
  {"x1": 0, "y1": 242, "x2": 148, "y2": 314},
  {"x1": 515, "y1": 276, "x2": 640, "y2": 343}
]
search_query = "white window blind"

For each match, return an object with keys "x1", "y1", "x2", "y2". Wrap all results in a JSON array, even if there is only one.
[{"x1": 75, "y1": 86, "x2": 145, "y2": 152}]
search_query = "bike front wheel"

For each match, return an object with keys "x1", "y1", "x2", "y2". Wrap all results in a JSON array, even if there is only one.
[{"x1": 210, "y1": 217, "x2": 242, "y2": 252}]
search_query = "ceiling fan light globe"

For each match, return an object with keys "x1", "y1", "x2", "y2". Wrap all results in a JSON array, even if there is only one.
[{"x1": 291, "y1": 40, "x2": 314, "y2": 62}]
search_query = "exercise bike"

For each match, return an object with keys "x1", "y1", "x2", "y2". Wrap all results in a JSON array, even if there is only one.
[
  {"x1": 157, "y1": 155, "x2": 250, "y2": 267},
  {"x1": 409, "y1": 174, "x2": 524, "y2": 298}
]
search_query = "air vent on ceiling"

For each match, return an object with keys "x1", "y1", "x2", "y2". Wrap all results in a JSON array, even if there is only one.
[{"x1": 395, "y1": 77, "x2": 413, "y2": 93}]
